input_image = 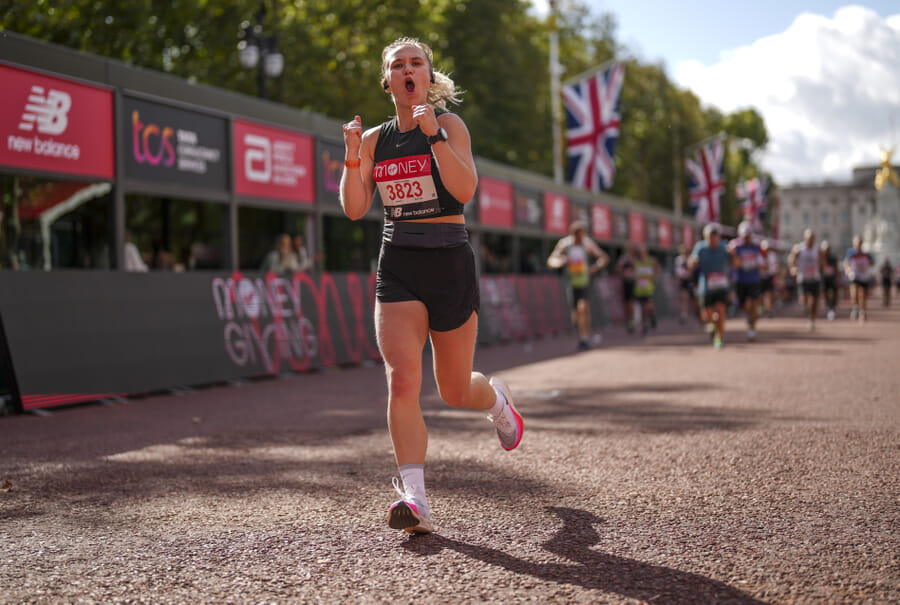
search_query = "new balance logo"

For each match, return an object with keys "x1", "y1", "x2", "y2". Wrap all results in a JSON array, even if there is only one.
[{"x1": 19, "y1": 86, "x2": 71, "y2": 135}]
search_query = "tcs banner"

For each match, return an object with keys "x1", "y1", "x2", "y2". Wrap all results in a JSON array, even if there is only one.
[
  {"x1": 234, "y1": 119, "x2": 315, "y2": 203},
  {"x1": 0, "y1": 64, "x2": 114, "y2": 179}
]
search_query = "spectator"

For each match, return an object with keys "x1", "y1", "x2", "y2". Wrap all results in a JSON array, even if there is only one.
[
  {"x1": 123, "y1": 230, "x2": 148, "y2": 272},
  {"x1": 260, "y1": 233, "x2": 300, "y2": 274}
]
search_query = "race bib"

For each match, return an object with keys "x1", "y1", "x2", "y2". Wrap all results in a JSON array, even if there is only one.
[
  {"x1": 801, "y1": 263, "x2": 818, "y2": 278},
  {"x1": 374, "y1": 154, "x2": 440, "y2": 220},
  {"x1": 740, "y1": 251, "x2": 759, "y2": 271},
  {"x1": 850, "y1": 257, "x2": 870, "y2": 275},
  {"x1": 823, "y1": 266, "x2": 836, "y2": 277},
  {"x1": 707, "y1": 272, "x2": 728, "y2": 290}
]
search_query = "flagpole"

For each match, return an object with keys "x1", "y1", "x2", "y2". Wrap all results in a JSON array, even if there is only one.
[
  {"x1": 673, "y1": 116, "x2": 682, "y2": 220},
  {"x1": 549, "y1": 0, "x2": 563, "y2": 184}
]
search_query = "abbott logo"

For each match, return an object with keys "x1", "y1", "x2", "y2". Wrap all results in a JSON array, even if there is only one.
[
  {"x1": 244, "y1": 134, "x2": 271, "y2": 183},
  {"x1": 19, "y1": 86, "x2": 71, "y2": 135}
]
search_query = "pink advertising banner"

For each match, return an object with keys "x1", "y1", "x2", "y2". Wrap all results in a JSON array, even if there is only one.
[
  {"x1": 0, "y1": 64, "x2": 114, "y2": 179},
  {"x1": 234, "y1": 119, "x2": 315, "y2": 203}
]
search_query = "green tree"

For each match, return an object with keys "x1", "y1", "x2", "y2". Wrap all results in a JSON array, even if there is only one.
[{"x1": 1, "y1": 0, "x2": 771, "y2": 218}]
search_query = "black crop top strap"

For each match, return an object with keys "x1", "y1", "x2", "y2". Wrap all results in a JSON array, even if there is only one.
[{"x1": 372, "y1": 114, "x2": 466, "y2": 221}]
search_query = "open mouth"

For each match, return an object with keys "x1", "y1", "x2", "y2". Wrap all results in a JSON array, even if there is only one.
[{"x1": 404, "y1": 77, "x2": 415, "y2": 93}]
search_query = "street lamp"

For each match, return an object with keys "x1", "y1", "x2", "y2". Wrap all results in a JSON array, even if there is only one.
[{"x1": 238, "y1": 0, "x2": 283, "y2": 99}]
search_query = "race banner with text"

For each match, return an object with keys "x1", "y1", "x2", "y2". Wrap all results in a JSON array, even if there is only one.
[
  {"x1": 123, "y1": 94, "x2": 228, "y2": 191},
  {"x1": 478, "y1": 176, "x2": 514, "y2": 228},
  {"x1": 0, "y1": 63, "x2": 114, "y2": 179},
  {"x1": 234, "y1": 119, "x2": 315, "y2": 203}
]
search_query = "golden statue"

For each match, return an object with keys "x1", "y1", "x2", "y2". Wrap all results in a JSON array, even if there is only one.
[{"x1": 875, "y1": 146, "x2": 899, "y2": 190}]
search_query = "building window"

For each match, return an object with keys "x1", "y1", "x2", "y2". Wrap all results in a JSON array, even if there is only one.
[
  {"x1": 783, "y1": 213, "x2": 791, "y2": 227},
  {"x1": 841, "y1": 210, "x2": 849, "y2": 224},
  {"x1": 802, "y1": 211, "x2": 810, "y2": 226},
  {"x1": 822, "y1": 211, "x2": 829, "y2": 225}
]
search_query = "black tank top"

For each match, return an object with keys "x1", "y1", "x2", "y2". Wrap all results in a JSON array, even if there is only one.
[{"x1": 372, "y1": 115, "x2": 465, "y2": 222}]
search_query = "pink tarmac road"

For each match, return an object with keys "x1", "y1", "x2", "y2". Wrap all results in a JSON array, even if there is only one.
[{"x1": 1, "y1": 305, "x2": 898, "y2": 603}]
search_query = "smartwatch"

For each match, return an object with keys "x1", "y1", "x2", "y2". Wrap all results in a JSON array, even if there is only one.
[{"x1": 427, "y1": 128, "x2": 448, "y2": 145}]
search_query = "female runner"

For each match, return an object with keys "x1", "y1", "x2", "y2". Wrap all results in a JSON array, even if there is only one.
[{"x1": 340, "y1": 38, "x2": 523, "y2": 535}]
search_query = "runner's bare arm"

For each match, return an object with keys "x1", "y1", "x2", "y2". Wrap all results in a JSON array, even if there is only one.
[
  {"x1": 415, "y1": 109, "x2": 478, "y2": 203},
  {"x1": 585, "y1": 238, "x2": 610, "y2": 271},
  {"x1": 340, "y1": 116, "x2": 378, "y2": 220},
  {"x1": 546, "y1": 237, "x2": 570, "y2": 269}
]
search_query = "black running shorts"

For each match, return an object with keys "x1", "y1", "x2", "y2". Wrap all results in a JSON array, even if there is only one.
[
  {"x1": 702, "y1": 289, "x2": 730, "y2": 308},
  {"x1": 800, "y1": 280, "x2": 821, "y2": 297},
  {"x1": 735, "y1": 282, "x2": 761, "y2": 305},
  {"x1": 375, "y1": 223, "x2": 480, "y2": 332},
  {"x1": 571, "y1": 286, "x2": 587, "y2": 309}
]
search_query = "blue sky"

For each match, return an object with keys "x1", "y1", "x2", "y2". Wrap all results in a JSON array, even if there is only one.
[
  {"x1": 532, "y1": 1, "x2": 900, "y2": 184},
  {"x1": 589, "y1": 0, "x2": 899, "y2": 67}
]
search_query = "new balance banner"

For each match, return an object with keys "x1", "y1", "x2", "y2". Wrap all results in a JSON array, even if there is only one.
[
  {"x1": 234, "y1": 119, "x2": 315, "y2": 203},
  {"x1": 0, "y1": 64, "x2": 114, "y2": 179},
  {"x1": 123, "y1": 95, "x2": 227, "y2": 191}
]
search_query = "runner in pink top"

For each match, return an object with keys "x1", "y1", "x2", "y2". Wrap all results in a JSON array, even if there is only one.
[{"x1": 844, "y1": 235, "x2": 874, "y2": 322}]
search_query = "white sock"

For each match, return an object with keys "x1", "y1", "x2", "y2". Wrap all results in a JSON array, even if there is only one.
[
  {"x1": 398, "y1": 464, "x2": 428, "y2": 512},
  {"x1": 488, "y1": 385, "x2": 507, "y2": 418}
]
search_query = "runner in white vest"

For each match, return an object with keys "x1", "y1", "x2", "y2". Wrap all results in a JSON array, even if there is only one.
[{"x1": 788, "y1": 229, "x2": 823, "y2": 332}]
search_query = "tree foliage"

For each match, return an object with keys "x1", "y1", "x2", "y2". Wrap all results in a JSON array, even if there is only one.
[{"x1": 1, "y1": 0, "x2": 769, "y2": 224}]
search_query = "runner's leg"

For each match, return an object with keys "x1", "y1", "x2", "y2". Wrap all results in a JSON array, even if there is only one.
[{"x1": 376, "y1": 300, "x2": 430, "y2": 466}]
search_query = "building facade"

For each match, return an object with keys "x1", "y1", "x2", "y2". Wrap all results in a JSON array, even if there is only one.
[{"x1": 777, "y1": 166, "x2": 890, "y2": 253}]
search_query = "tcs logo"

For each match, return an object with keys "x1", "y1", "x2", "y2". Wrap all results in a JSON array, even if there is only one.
[{"x1": 131, "y1": 110, "x2": 175, "y2": 166}]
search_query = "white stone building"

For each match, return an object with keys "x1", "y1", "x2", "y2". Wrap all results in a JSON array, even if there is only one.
[{"x1": 777, "y1": 166, "x2": 890, "y2": 254}]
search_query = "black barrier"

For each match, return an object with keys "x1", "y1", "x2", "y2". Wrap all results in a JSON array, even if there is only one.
[
  {"x1": 0, "y1": 270, "x2": 381, "y2": 411},
  {"x1": 0, "y1": 270, "x2": 679, "y2": 412},
  {"x1": 0, "y1": 271, "x2": 578, "y2": 412}
]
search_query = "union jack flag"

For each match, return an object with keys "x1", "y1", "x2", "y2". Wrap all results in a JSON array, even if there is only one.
[
  {"x1": 736, "y1": 176, "x2": 768, "y2": 231},
  {"x1": 562, "y1": 62, "x2": 624, "y2": 192},
  {"x1": 685, "y1": 136, "x2": 725, "y2": 224}
]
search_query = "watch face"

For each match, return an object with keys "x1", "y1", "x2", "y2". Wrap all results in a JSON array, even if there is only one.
[{"x1": 429, "y1": 128, "x2": 448, "y2": 144}]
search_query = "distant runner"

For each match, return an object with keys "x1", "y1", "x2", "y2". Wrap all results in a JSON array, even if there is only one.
[
  {"x1": 728, "y1": 221, "x2": 764, "y2": 341},
  {"x1": 689, "y1": 223, "x2": 731, "y2": 350},
  {"x1": 788, "y1": 229, "x2": 823, "y2": 332},
  {"x1": 820, "y1": 241, "x2": 840, "y2": 321},
  {"x1": 547, "y1": 220, "x2": 610, "y2": 351},
  {"x1": 844, "y1": 235, "x2": 874, "y2": 322}
]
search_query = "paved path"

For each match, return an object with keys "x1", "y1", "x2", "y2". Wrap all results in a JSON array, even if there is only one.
[{"x1": 1, "y1": 305, "x2": 898, "y2": 604}]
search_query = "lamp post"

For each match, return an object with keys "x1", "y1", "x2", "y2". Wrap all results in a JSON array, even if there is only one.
[{"x1": 238, "y1": 0, "x2": 284, "y2": 99}]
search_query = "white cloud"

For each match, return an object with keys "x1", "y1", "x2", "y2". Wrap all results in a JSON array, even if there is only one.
[{"x1": 675, "y1": 5, "x2": 900, "y2": 186}]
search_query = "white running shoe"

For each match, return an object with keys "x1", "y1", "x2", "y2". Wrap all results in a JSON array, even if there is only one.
[
  {"x1": 747, "y1": 328, "x2": 756, "y2": 341},
  {"x1": 827, "y1": 309, "x2": 835, "y2": 321},
  {"x1": 387, "y1": 477, "x2": 433, "y2": 534},
  {"x1": 488, "y1": 377, "x2": 524, "y2": 451},
  {"x1": 807, "y1": 320, "x2": 815, "y2": 332}
]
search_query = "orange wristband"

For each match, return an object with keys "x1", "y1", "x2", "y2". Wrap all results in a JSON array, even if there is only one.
[{"x1": 344, "y1": 159, "x2": 361, "y2": 169}]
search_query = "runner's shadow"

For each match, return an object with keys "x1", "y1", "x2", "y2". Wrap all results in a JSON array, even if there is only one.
[{"x1": 402, "y1": 507, "x2": 765, "y2": 604}]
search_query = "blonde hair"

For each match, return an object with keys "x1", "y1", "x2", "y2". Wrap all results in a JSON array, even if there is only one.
[{"x1": 381, "y1": 37, "x2": 463, "y2": 110}]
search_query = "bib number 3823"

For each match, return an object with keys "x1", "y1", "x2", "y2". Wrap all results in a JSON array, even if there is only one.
[{"x1": 374, "y1": 153, "x2": 440, "y2": 219}]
